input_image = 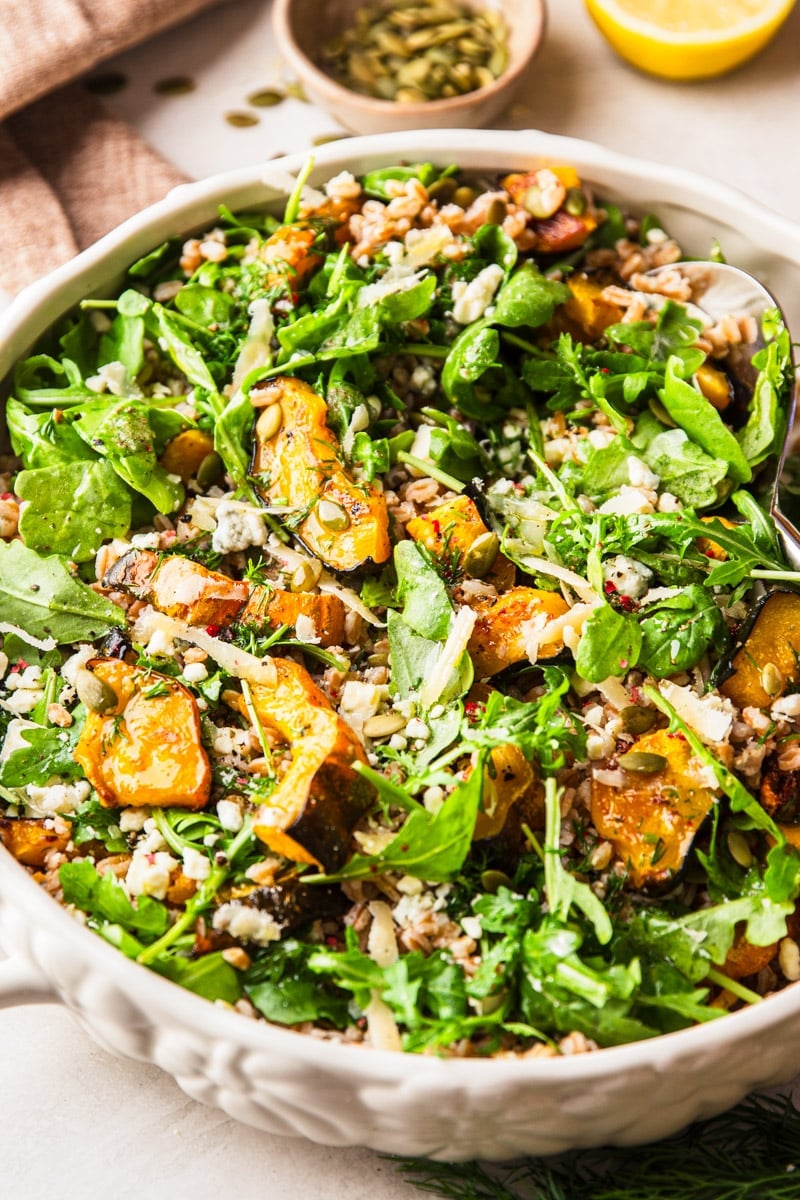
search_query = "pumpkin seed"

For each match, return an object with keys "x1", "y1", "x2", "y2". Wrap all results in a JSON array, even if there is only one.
[
  {"x1": 247, "y1": 88, "x2": 284, "y2": 107},
  {"x1": 565, "y1": 187, "x2": 588, "y2": 216},
  {"x1": 283, "y1": 80, "x2": 309, "y2": 102},
  {"x1": 463, "y1": 531, "x2": 500, "y2": 578},
  {"x1": 225, "y1": 111, "x2": 260, "y2": 128},
  {"x1": 256, "y1": 402, "x2": 283, "y2": 443},
  {"x1": 317, "y1": 499, "x2": 351, "y2": 531},
  {"x1": 617, "y1": 750, "x2": 668, "y2": 774},
  {"x1": 760, "y1": 661, "x2": 784, "y2": 698},
  {"x1": 452, "y1": 185, "x2": 476, "y2": 208},
  {"x1": 363, "y1": 712, "x2": 407, "y2": 739},
  {"x1": 727, "y1": 829, "x2": 754, "y2": 869},
  {"x1": 76, "y1": 668, "x2": 118, "y2": 715},
  {"x1": 154, "y1": 75, "x2": 196, "y2": 96},
  {"x1": 484, "y1": 197, "x2": 507, "y2": 226},
  {"x1": 367, "y1": 651, "x2": 389, "y2": 666},
  {"x1": 480, "y1": 869, "x2": 513, "y2": 893},
  {"x1": 196, "y1": 452, "x2": 224, "y2": 489},
  {"x1": 427, "y1": 176, "x2": 458, "y2": 204},
  {"x1": 291, "y1": 559, "x2": 322, "y2": 593},
  {"x1": 620, "y1": 705, "x2": 657, "y2": 734},
  {"x1": 321, "y1": 1, "x2": 509, "y2": 104}
]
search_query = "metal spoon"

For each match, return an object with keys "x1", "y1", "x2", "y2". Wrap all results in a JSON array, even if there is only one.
[{"x1": 644, "y1": 260, "x2": 799, "y2": 567}]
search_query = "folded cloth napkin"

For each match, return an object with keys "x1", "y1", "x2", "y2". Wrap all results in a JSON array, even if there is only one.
[{"x1": 0, "y1": 0, "x2": 231, "y2": 299}]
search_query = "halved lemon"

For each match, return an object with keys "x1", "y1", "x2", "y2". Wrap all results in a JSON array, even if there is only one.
[{"x1": 584, "y1": 0, "x2": 796, "y2": 80}]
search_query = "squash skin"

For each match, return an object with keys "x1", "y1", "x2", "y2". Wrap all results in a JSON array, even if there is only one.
[
  {"x1": 0, "y1": 817, "x2": 71, "y2": 867},
  {"x1": 467, "y1": 587, "x2": 570, "y2": 677},
  {"x1": 104, "y1": 548, "x2": 346, "y2": 647},
  {"x1": 718, "y1": 589, "x2": 800, "y2": 710},
  {"x1": 234, "y1": 657, "x2": 374, "y2": 872},
  {"x1": 74, "y1": 658, "x2": 211, "y2": 810},
  {"x1": 251, "y1": 376, "x2": 391, "y2": 572},
  {"x1": 591, "y1": 729, "x2": 716, "y2": 890}
]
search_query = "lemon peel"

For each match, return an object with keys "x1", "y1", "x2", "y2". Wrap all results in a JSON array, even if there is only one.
[{"x1": 585, "y1": 0, "x2": 796, "y2": 80}]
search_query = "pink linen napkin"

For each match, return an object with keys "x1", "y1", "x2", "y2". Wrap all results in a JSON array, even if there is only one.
[{"x1": 0, "y1": 0, "x2": 232, "y2": 298}]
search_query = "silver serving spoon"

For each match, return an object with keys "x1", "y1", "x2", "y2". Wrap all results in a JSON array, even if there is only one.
[{"x1": 644, "y1": 260, "x2": 799, "y2": 568}]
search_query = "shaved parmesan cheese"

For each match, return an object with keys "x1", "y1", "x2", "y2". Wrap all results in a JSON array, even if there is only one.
[
  {"x1": 506, "y1": 550, "x2": 597, "y2": 605},
  {"x1": 367, "y1": 900, "x2": 399, "y2": 967},
  {"x1": 596, "y1": 677, "x2": 633, "y2": 711},
  {"x1": 420, "y1": 606, "x2": 476, "y2": 709},
  {"x1": 318, "y1": 572, "x2": 384, "y2": 628},
  {"x1": 365, "y1": 991, "x2": 403, "y2": 1052},
  {"x1": 659, "y1": 679, "x2": 734, "y2": 745},
  {"x1": 231, "y1": 298, "x2": 275, "y2": 393},
  {"x1": 0, "y1": 624, "x2": 56, "y2": 652},
  {"x1": 133, "y1": 609, "x2": 277, "y2": 688}
]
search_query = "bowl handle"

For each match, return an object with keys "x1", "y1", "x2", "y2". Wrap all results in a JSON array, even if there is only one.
[{"x1": 0, "y1": 954, "x2": 56, "y2": 1008}]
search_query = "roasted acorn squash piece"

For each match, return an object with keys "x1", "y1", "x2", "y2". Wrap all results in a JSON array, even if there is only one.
[
  {"x1": 467, "y1": 587, "x2": 569, "y2": 677},
  {"x1": 407, "y1": 495, "x2": 490, "y2": 561},
  {"x1": 591, "y1": 729, "x2": 716, "y2": 890},
  {"x1": 251, "y1": 375, "x2": 391, "y2": 572},
  {"x1": 261, "y1": 224, "x2": 324, "y2": 292},
  {"x1": 563, "y1": 273, "x2": 625, "y2": 340},
  {"x1": 0, "y1": 817, "x2": 71, "y2": 867},
  {"x1": 474, "y1": 744, "x2": 542, "y2": 841},
  {"x1": 718, "y1": 589, "x2": 800, "y2": 710},
  {"x1": 232, "y1": 657, "x2": 374, "y2": 872},
  {"x1": 759, "y1": 753, "x2": 800, "y2": 825},
  {"x1": 74, "y1": 658, "x2": 211, "y2": 810},
  {"x1": 160, "y1": 428, "x2": 216, "y2": 483},
  {"x1": 104, "y1": 549, "x2": 346, "y2": 647}
]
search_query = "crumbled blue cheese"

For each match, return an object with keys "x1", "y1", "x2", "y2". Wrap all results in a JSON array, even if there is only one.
[
  {"x1": 451, "y1": 263, "x2": 504, "y2": 325},
  {"x1": 212, "y1": 901, "x2": 282, "y2": 945},
  {"x1": 627, "y1": 455, "x2": 660, "y2": 490},
  {"x1": 85, "y1": 360, "x2": 142, "y2": 398},
  {"x1": 217, "y1": 797, "x2": 244, "y2": 832},
  {"x1": 126, "y1": 848, "x2": 178, "y2": 900},
  {"x1": 603, "y1": 554, "x2": 653, "y2": 600},
  {"x1": 211, "y1": 500, "x2": 268, "y2": 554},
  {"x1": 24, "y1": 779, "x2": 91, "y2": 817},
  {"x1": 182, "y1": 846, "x2": 212, "y2": 881},
  {"x1": 598, "y1": 485, "x2": 656, "y2": 516}
]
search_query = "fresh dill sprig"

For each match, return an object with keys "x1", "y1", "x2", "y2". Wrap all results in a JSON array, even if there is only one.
[{"x1": 393, "y1": 1091, "x2": 800, "y2": 1200}]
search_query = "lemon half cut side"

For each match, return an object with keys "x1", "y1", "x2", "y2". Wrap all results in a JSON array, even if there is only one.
[{"x1": 585, "y1": 0, "x2": 796, "y2": 80}]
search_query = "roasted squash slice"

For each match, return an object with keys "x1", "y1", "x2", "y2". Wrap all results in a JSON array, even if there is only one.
[
  {"x1": 591, "y1": 729, "x2": 717, "y2": 890},
  {"x1": 563, "y1": 273, "x2": 625, "y2": 340},
  {"x1": 104, "y1": 549, "x2": 346, "y2": 647},
  {"x1": 251, "y1": 376, "x2": 391, "y2": 572},
  {"x1": 717, "y1": 589, "x2": 800, "y2": 710},
  {"x1": 759, "y1": 753, "x2": 800, "y2": 825},
  {"x1": 406, "y1": 495, "x2": 490, "y2": 563},
  {"x1": 231, "y1": 657, "x2": 374, "y2": 871},
  {"x1": 0, "y1": 817, "x2": 71, "y2": 867},
  {"x1": 467, "y1": 587, "x2": 570, "y2": 677},
  {"x1": 474, "y1": 744, "x2": 542, "y2": 841},
  {"x1": 74, "y1": 658, "x2": 211, "y2": 810},
  {"x1": 160, "y1": 429, "x2": 215, "y2": 483}
]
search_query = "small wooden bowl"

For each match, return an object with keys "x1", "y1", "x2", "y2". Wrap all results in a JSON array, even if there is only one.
[{"x1": 272, "y1": 0, "x2": 546, "y2": 135}]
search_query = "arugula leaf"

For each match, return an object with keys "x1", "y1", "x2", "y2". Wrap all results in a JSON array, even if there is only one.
[
  {"x1": 543, "y1": 779, "x2": 613, "y2": 945},
  {"x1": 0, "y1": 539, "x2": 125, "y2": 642},
  {"x1": 69, "y1": 796, "x2": 129, "y2": 853},
  {"x1": 634, "y1": 412, "x2": 729, "y2": 508},
  {"x1": 59, "y1": 860, "x2": 169, "y2": 939},
  {"x1": 575, "y1": 603, "x2": 642, "y2": 681},
  {"x1": 16, "y1": 460, "x2": 132, "y2": 561},
  {"x1": 660, "y1": 357, "x2": 752, "y2": 483},
  {"x1": 6, "y1": 398, "x2": 98, "y2": 468},
  {"x1": 638, "y1": 584, "x2": 726, "y2": 677},
  {"x1": 0, "y1": 720, "x2": 84, "y2": 787},
  {"x1": 174, "y1": 283, "x2": 234, "y2": 327},
  {"x1": 244, "y1": 938, "x2": 350, "y2": 1025},
  {"x1": 386, "y1": 611, "x2": 441, "y2": 699},
  {"x1": 394, "y1": 541, "x2": 453, "y2": 640},
  {"x1": 360, "y1": 163, "x2": 440, "y2": 199},
  {"x1": 490, "y1": 264, "x2": 570, "y2": 328},
  {"x1": 152, "y1": 951, "x2": 242, "y2": 1004},
  {"x1": 315, "y1": 756, "x2": 485, "y2": 883},
  {"x1": 72, "y1": 400, "x2": 186, "y2": 513}
]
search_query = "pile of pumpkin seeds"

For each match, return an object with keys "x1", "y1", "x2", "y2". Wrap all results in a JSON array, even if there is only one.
[{"x1": 320, "y1": 1, "x2": 509, "y2": 104}]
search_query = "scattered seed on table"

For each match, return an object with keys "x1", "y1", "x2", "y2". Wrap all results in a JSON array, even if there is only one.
[
  {"x1": 247, "y1": 88, "x2": 285, "y2": 107},
  {"x1": 225, "y1": 111, "x2": 260, "y2": 127}
]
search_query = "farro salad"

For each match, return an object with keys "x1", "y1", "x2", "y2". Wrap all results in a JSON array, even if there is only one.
[{"x1": 1, "y1": 159, "x2": 799, "y2": 1058}]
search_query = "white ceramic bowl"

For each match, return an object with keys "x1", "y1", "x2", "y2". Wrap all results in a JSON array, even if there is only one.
[{"x1": 2, "y1": 129, "x2": 800, "y2": 1163}]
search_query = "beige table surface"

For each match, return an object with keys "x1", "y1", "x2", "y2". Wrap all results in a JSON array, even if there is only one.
[{"x1": 2, "y1": 1, "x2": 800, "y2": 1196}]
